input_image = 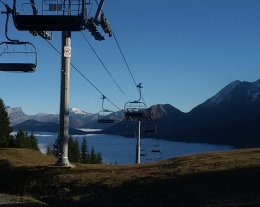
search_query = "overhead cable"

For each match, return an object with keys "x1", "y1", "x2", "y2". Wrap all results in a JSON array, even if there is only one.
[
  {"x1": 93, "y1": 0, "x2": 146, "y2": 104},
  {"x1": 113, "y1": 32, "x2": 147, "y2": 105},
  {"x1": 0, "y1": 0, "x2": 6, "y2": 6},
  {"x1": 45, "y1": 39, "x2": 121, "y2": 111},
  {"x1": 80, "y1": 31, "x2": 130, "y2": 101}
]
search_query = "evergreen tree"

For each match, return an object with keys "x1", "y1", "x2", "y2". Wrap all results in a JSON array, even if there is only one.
[
  {"x1": 90, "y1": 147, "x2": 96, "y2": 164},
  {"x1": 97, "y1": 152, "x2": 103, "y2": 164},
  {"x1": 16, "y1": 130, "x2": 28, "y2": 148},
  {"x1": 0, "y1": 98, "x2": 12, "y2": 147},
  {"x1": 29, "y1": 133, "x2": 39, "y2": 151},
  {"x1": 90, "y1": 147, "x2": 103, "y2": 164},
  {"x1": 15, "y1": 130, "x2": 39, "y2": 150},
  {"x1": 81, "y1": 136, "x2": 88, "y2": 163},
  {"x1": 68, "y1": 136, "x2": 81, "y2": 163}
]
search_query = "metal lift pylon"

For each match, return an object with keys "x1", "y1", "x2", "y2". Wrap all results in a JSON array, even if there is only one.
[{"x1": 2, "y1": 0, "x2": 112, "y2": 166}]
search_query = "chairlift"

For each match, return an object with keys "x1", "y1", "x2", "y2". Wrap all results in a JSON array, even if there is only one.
[
  {"x1": 145, "y1": 127, "x2": 163, "y2": 161},
  {"x1": 140, "y1": 148, "x2": 146, "y2": 157},
  {"x1": 12, "y1": 0, "x2": 88, "y2": 31},
  {"x1": 140, "y1": 153, "x2": 146, "y2": 157},
  {"x1": 97, "y1": 95, "x2": 115, "y2": 124},
  {"x1": 124, "y1": 101, "x2": 147, "y2": 121},
  {"x1": 0, "y1": 5, "x2": 37, "y2": 73},
  {"x1": 0, "y1": 42, "x2": 37, "y2": 72},
  {"x1": 144, "y1": 125, "x2": 157, "y2": 134},
  {"x1": 146, "y1": 145, "x2": 162, "y2": 161},
  {"x1": 124, "y1": 83, "x2": 150, "y2": 121}
]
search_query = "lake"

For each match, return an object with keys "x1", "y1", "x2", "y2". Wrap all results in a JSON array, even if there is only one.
[{"x1": 35, "y1": 132, "x2": 234, "y2": 164}]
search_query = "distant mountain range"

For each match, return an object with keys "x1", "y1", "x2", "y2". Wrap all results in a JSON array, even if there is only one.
[
  {"x1": 6, "y1": 107, "x2": 124, "y2": 133},
  {"x1": 12, "y1": 119, "x2": 86, "y2": 135},
  {"x1": 6, "y1": 79, "x2": 260, "y2": 148},
  {"x1": 104, "y1": 79, "x2": 260, "y2": 148}
]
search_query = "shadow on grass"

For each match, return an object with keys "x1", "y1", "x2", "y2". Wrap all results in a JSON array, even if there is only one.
[{"x1": 1, "y1": 161, "x2": 260, "y2": 207}]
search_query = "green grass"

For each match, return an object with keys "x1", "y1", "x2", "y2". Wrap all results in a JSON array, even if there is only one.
[{"x1": 1, "y1": 148, "x2": 260, "y2": 206}]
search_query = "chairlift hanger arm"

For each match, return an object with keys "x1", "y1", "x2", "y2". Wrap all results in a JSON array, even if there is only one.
[
  {"x1": 101, "y1": 95, "x2": 107, "y2": 110},
  {"x1": 136, "y1": 83, "x2": 143, "y2": 102},
  {"x1": 94, "y1": 0, "x2": 105, "y2": 21},
  {"x1": 1, "y1": 3, "x2": 19, "y2": 43},
  {"x1": 29, "y1": 0, "x2": 37, "y2": 15}
]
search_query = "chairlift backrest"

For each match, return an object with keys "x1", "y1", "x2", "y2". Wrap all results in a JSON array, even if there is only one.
[
  {"x1": 97, "y1": 109, "x2": 115, "y2": 124},
  {"x1": 144, "y1": 125, "x2": 157, "y2": 134},
  {"x1": 124, "y1": 101, "x2": 148, "y2": 120},
  {"x1": 13, "y1": 0, "x2": 88, "y2": 31}
]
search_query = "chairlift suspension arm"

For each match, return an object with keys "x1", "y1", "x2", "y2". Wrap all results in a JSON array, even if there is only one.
[
  {"x1": 94, "y1": 0, "x2": 105, "y2": 21},
  {"x1": 136, "y1": 83, "x2": 143, "y2": 102},
  {"x1": 29, "y1": 0, "x2": 37, "y2": 15},
  {"x1": 2, "y1": 5, "x2": 19, "y2": 43},
  {"x1": 101, "y1": 95, "x2": 106, "y2": 110}
]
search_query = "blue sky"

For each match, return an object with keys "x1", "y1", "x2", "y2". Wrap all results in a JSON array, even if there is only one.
[{"x1": 1, "y1": 0, "x2": 260, "y2": 115}]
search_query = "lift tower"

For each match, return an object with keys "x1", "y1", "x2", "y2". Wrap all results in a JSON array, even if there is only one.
[
  {"x1": 10, "y1": 0, "x2": 111, "y2": 166},
  {"x1": 124, "y1": 84, "x2": 152, "y2": 164}
]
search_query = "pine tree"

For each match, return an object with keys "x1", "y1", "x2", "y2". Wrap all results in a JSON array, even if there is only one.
[
  {"x1": 90, "y1": 147, "x2": 96, "y2": 164},
  {"x1": 16, "y1": 130, "x2": 28, "y2": 148},
  {"x1": 29, "y1": 133, "x2": 39, "y2": 151},
  {"x1": 15, "y1": 130, "x2": 39, "y2": 150},
  {"x1": 81, "y1": 136, "x2": 88, "y2": 163},
  {"x1": 97, "y1": 152, "x2": 103, "y2": 164},
  {"x1": 90, "y1": 147, "x2": 103, "y2": 164},
  {"x1": 0, "y1": 98, "x2": 12, "y2": 147},
  {"x1": 68, "y1": 136, "x2": 81, "y2": 163}
]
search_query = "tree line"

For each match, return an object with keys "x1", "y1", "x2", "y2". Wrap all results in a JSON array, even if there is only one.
[
  {"x1": 1, "y1": 98, "x2": 103, "y2": 164},
  {"x1": 47, "y1": 136, "x2": 103, "y2": 164},
  {"x1": 0, "y1": 99, "x2": 39, "y2": 150}
]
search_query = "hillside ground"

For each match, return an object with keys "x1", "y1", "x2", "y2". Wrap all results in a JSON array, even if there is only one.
[{"x1": 0, "y1": 148, "x2": 260, "y2": 206}]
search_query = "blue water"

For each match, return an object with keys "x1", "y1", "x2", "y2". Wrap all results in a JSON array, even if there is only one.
[{"x1": 35, "y1": 132, "x2": 234, "y2": 164}]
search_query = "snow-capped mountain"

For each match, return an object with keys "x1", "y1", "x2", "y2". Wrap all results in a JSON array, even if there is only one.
[
  {"x1": 6, "y1": 106, "x2": 92, "y2": 126},
  {"x1": 6, "y1": 106, "x2": 122, "y2": 129},
  {"x1": 70, "y1": 108, "x2": 91, "y2": 116}
]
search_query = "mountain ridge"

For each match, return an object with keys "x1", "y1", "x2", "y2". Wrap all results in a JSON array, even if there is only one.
[
  {"x1": 104, "y1": 79, "x2": 260, "y2": 148},
  {"x1": 6, "y1": 79, "x2": 260, "y2": 147}
]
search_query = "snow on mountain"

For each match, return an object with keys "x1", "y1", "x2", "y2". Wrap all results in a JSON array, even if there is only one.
[
  {"x1": 70, "y1": 108, "x2": 91, "y2": 116},
  {"x1": 6, "y1": 106, "x2": 92, "y2": 126}
]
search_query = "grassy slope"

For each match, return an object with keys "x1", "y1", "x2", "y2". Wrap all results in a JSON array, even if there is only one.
[{"x1": 1, "y1": 148, "x2": 260, "y2": 207}]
